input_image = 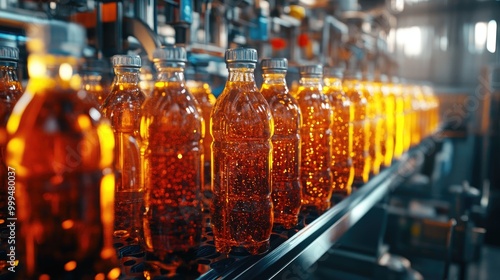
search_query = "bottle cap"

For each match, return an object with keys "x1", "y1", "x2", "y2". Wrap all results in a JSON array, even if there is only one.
[
  {"x1": 153, "y1": 46, "x2": 187, "y2": 63},
  {"x1": 27, "y1": 21, "x2": 85, "y2": 57},
  {"x1": 261, "y1": 58, "x2": 288, "y2": 71},
  {"x1": 323, "y1": 66, "x2": 344, "y2": 79},
  {"x1": 111, "y1": 55, "x2": 141, "y2": 68},
  {"x1": 299, "y1": 65, "x2": 323, "y2": 76},
  {"x1": 0, "y1": 46, "x2": 19, "y2": 61},
  {"x1": 225, "y1": 48, "x2": 258, "y2": 64}
]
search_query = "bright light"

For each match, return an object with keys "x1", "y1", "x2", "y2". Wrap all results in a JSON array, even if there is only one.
[
  {"x1": 440, "y1": 36, "x2": 448, "y2": 51},
  {"x1": 396, "y1": 27, "x2": 423, "y2": 56},
  {"x1": 387, "y1": 29, "x2": 396, "y2": 53},
  {"x1": 59, "y1": 63, "x2": 73, "y2": 81},
  {"x1": 487, "y1": 20, "x2": 497, "y2": 53},
  {"x1": 475, "y1": 22, "x2": 488, "y2": 53},
  {"x1": 391, "y1": 0, "x2": 404, "y2": 12}
]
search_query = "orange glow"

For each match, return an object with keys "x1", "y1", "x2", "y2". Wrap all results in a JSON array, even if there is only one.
[
  {"x1": 100, "y1": 172, "x2": 115, "y2": 256},
  {"x1": 96, "y1": 123, "x2": 115, "y2": 168},
  {"x1": 64, "y1": 261, "x2": 77, "y2": 271},
  {"x1": 61, "y1": 220, "x2": 74, "y2": 230},
  {"x1": 107, "y1": 267, "x2": 121, "y2": 279}
]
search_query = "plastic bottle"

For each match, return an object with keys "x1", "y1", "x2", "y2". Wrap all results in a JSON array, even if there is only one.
[
  {"x1": 402, "y1": 81, "x2": 413, "y2": 152},
  {"x1": 101, "y1": 55, "x2": 145, "y2": 241},
  {"x1": 81, "y1": 58, "x2": 108, "y2": 107},
  {"x1": 323, "y1": 67, "x2": 354, "y2": 196},
  {"x1": 390, "y1": 77, "x2": 405, "y2": 160},
  {"x1": 422, "y1": 85, "x2": 439, "y2": 135},
  {"x1": 0, "y1": 46, "x2": 23, "y2": 229},
  {"x1": 260, "y1": 58, "x2": 302, "y2": 228},
  {"x1": 211, "y1": 48, "x2": 274, "y2": 254},
  {"x1": 141, "y1": 46, "x2": 203, "y2": 259},
  {"x1": 343, "y1": 70, "x2": 370, "y2": 187},
  {"x1": 361, "y1": 75, "x2": 382, "y2": 176},
  {"x1": 6, "y1": 21, "x2": 120, "y2": 279},
  {"x1": 295, "y1": 64, "x2": 333, "y2": 212},
  {"x1": 186, "y1": 69, "x2": 216, "y2": 204},
  {"x1": 378, "y1": 75, "x2": 395, "y2": 168}
]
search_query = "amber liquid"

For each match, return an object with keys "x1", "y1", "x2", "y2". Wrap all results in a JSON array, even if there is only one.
[
  {"x1": 378, "y1": 81, "x2": 395, "y2": 167},
  {"x1": 211, "y1": 79, "x2": 273, "y2": 255},
  {"x1": 323, "y1": 78, "x2": 354, "y2": 195},
  {"x1": 361, "y1": 80, "x2": 382, "y2": 176},
  {"x1": 102, "y1": 81, "x2": 145, "y2": 241},
  {"x1": 414, "y1": 85, "x2": 428, "y2": 142},
  {"x1": 423, "y1": 87, "x2": 439, "y2": 135},
  {"x1": 0, "y1": 65, "x2": 23, "y2": 227},
  {"x1": 261, "y1": 80, "x2": 302, "y2": 229},
  {"x1": 344, "y1": 79, "x2": 370, "y2": 185},
  {"x1": 7, "y1": 85, "x2": 119, "y2": 279},
  {"x1": 391, "y1": 82, "x2": 405, "y2": 159},
  {"x1": 83, "y1": 74, "x2": 107, "y2": 107},
  {"x1": 296, "y1": 83, "x2": 333, "y2": 212},
  {"x1": 141, "y1": 80, "x2": 203, "y2": 259},
  {"x1": 187, "y1": 81, "x2": 216, "y2": 201},
  {"x1": 402, "y1": 84, "x2": 413, "y2": 152}
]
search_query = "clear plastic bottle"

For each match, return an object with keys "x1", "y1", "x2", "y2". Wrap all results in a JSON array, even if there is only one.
[
  {"x1": 361, "y1": 75, "x2": 382, "y2": 176},
  {"x1": 0, "y1": 46, "x2": 23, "y2": 227},
  {"x1": 343, "y1": 70, "x2": 370, "y2": 187},
  {"x1": 6, "y1": 22, "x2": 120, "y2": 279},
  {"x1": 296, "y1": 65, "x2": 333, "y2": 212},
  {"x1": 101, "y1": 55, "x2": 145, "y2": 241},
  {"x1": 378, "y1": 75, "x2": 395, "y2": 168},
  {"x1": 402, "y1": 82, "x2": 413, "y2": 152},
  {"x1": 186, "y1": 70, "x2": 216, "y2": 203},
  {"x1": 260, "y1": 58, "x2": 302, "y2": 229},
  {"x1": 211, "y1": 48, "x2": 274, "y2": 254},
  {"x1": 141, "y1": 46, "x2": 203, "y2": 259},
  {"x1": 422, "y1": 85, "x2": 439, "y2": 135},
  {"x1": 323, "y1": 67, "x2": 354, "y2": 196},
  {"x1": 390, "y1": 77, "x2": 405, "y2": 160},
  {"x1": 81, "y1": 58, "x2": 108, "y2": 107}
]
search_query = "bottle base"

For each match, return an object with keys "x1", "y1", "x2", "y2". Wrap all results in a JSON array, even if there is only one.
[
  {"x1": 301, "y1": 200, "x2": 331, "y2": 214},
  {"x1": 274, "y1": 214, "x2": 299, "y2": 229},
  {"x1": 214, "y1": 238, "x2": 270, "y2": 255}
]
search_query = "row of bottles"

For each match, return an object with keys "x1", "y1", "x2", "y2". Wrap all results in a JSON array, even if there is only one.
[{"x1": 0, "y1": 21, "x2": 440, "y2": 277}]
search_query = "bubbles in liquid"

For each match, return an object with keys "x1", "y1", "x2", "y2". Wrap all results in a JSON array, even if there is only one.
[
  {"x1": 211, "y1": 79, "x2": 274, "y2": 255},
  {"x1": 260, "y1": 80, "x2": 302, "y2": 229},
  {"x1": 141, "y1": 81, "x2": 203, "y2": 260}
]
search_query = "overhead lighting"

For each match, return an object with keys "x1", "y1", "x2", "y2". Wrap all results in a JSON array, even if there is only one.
[
  {"x1": 475, "y1": 22, "x2": 488, "y2": 53},
  {"x1": 487, "y1": 20, "x2": 497, "y2": 53}
]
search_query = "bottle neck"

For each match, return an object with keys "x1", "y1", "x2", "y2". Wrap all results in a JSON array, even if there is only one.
[
  {"x1": 262, "y1": 72, "x2": 287, "y2": 85},
  {"x1": 228, "y1": 66, "x2": 256, "y2": 83},
  {"x1": 82, "y1": 73, "x2": 102, "y2": 85},
  {"x1": 155, "y1": 64, "x2": 186, "y2": 83},
  {"x1": 299, "y1": 75, "x2": 322, "y2": 88},
  {"x1": 113, "y1": 67, "x2": 141, "y2": 85},
  {"x1": 343, "y1": 77, "x2": 362, "y2": 92},
  {"x1": 323, "y1": 77, "x2": 343, "y2": 91},
  {"x1": 0, "y1": 62, "x2": 19, "y2": 82}
]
